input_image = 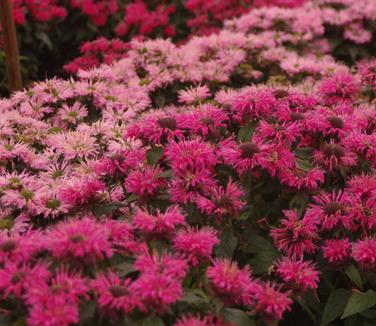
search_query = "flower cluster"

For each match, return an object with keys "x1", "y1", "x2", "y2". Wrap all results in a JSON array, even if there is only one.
[{"x1": 0, "y1": 1, "x2": 376, "y2": 325}]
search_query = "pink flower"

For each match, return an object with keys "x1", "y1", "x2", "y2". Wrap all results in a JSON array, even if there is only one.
[
  {"x1": 166, "y1": 139, "x2": 217, "y2": 173},
  {"x1": 169, "y1": 168, "x2": 218, "y2": 204},
  {"x1": 318, "y1": 73, "x2": 360, "y2": 106},
  {"x1": 196, "y1": 178, "x2": 245, "y2": 220},
  {"x1": 46, "y1": 217, "x2": 112, "y2": 262},
  {"x1": 305, "y1": 190, "x2": 350, "y2": 231},
  {"x1": 352, "y1": 238, "x2": 376, "y2": 271},
  {"x1": 219, "y1": 138, "x2": 272, "y2": 175},
  {"x1": 179, "y1": 104, "x2": 229, "y2": 138},
  {"x1": 91, "y1": 271, "x2": 135, "y2": 313},
  {"x1": 132, "y1": 206, "x2": 186, "y2": 235},
  {"x1": 275, "y1": 257, "x2": 320, "y2": 292},
  {"x1": 322, "y1": 238, "x2": 352, "y2": 267},
  {"x1": 175, "y1": 314, "x2": 227, "y2": 326},
  {"x1": 27, "y1": 294, "x2": 80, "y2": 326},
  {"x1": 178, "y1": 85, "x2": 211, "y2": 104},
  {"x1": 173, "y1": 227, "x2": 219, "y2": 265},
  {"x1": 135, "y1": 252, "x2": 188, "y2": 280},
  {"x1": 0, "y1": 262, "x2": 50, "y2": 298},
  {"x1": 207, "y1": 259, "x2": 255, "y2": 306},
  {"x1": 125, "y1": 166, "x2": 166, "y2": 197},
  {"x1": 271, "y1": 210, "x2": 318, "y2": 258},
  {"x1": 0, "y1": 230, "x2": 43, "y2": 264},
  {"x1": 252, "y1": 282, "x2": 292, "y2": 323},
  {"x1": 232, "y1": 89, "x2": 276, "y2": 123},
  {"x1": 59, "y1": 177, "x2": 105, "y2": 207},
  {"x1": 126, "y1": 111, "x2": 184, "y2": 144},
  {"x1": 313, "y1": 142, "x2": 357, "y2": 172}
]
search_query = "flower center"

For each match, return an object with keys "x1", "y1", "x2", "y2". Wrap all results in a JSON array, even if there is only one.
[
  {"x1": 322, "y1": 144, "x2": 345, "y2": 159},
  {"x1": 323, "y1": 202, "x2": 343, "y2": 215},
  {"x1": 290, "y1": 112, "x2": 305, "y2": 121},
  {"x1": 273, "y1": 89, "x2": 289, "y2": 99},
  {"x1": 327, "y1": 116, "x2": 344, "y2": 129},
  {"x1": 0, "y1": 239, "x2": 17, "y2": 252},
  {"x1": 70, "y1": 234, "x2": 85, "y2": 243},
  {"x1": 46, "y1": 199, "x2": 61, "y2": 209},
  {"x1": 239, "y1": 142, "x2": 260, "y2": 158},
  {"x1": 11, "y1": 271, "x2": 27, "y2": 284},
  {"x1": 20, "y1": 189, "x2": 34, "y2": 201},
  {"x1": 109, "y1": 285, "x2": 128, "y2": 298},
  {"x1": 158, "y1": 117, "x2": 177, "y2": 130}
]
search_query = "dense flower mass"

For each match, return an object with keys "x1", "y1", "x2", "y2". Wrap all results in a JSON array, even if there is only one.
[{"x1": 1, "y1": 0, "x2": 376, "y2": 325}]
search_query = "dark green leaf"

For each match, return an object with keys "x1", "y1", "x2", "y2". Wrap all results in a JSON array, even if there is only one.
[
  {"x1": 146, "y1": 147, "x2": 164, "y2": 165},
  {"x1": 295, "y1": 147, "x2": 313, "y2": 172},
  {"x1": 181, "y1": 289, "x2": 209, "y2": 306},
  {"x1": 92, "y1": 202, "x2": 125, "y2": 217},
  {"x1": 321, "y1": 289, "x2": 351, "y2": 326},
  {"x1": 79, "y1": 301, "x2": 96, "y2": 325},
  {"x1": 237, "y1": 121, "x2": 258, "y2": 142},
  {"x1": 141, "y1": 317, "x2": 164, "y2": 326},
  {"x1": 215, "y1": 227, "x2": 238, "y2": 259},
  {"x1": 223, "y1": 308, "x2": 256, "y2": 326},
  {"x1": 342, "y1": 290, "x2": 376, "y2": 319},
  {"x1": 115, "y1": 261, "x2": 136, "y2": 277},
  {"x1": 345, "y1": 265, "x2": 363, "y2": 290},
  {"x1": 249, "y1": 250, "x2": 279, "y2": 275}
]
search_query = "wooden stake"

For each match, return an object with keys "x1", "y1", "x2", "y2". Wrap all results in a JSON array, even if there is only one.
[{"x1": 0, "y1": 0, "x2": 22, "y2": 92}]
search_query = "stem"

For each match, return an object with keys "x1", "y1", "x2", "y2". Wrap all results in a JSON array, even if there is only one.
[{"x1": 0, "y1": 0, "x2": 22, "y2": 92}]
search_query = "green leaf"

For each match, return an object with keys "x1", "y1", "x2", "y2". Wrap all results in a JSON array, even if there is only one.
[
  {"x1": 215, "y1": 227, "x2": 238, "y2": 259},
  {"x1": 237, "y1": 121, "x2": 258, "y2": 142},
  {"x1": 146, "y1": 146, "x2": 164, "y2": 165},
  {"x1": 321, "y1": 289, "x2": 351, "y2": 326},
  {"x1": 92, "y1": 202, "x2": 125, "y2": 217},
  {"x1": 295, "y1": 147, "x2": 313, "y2": 172},
  {"x1": 342, "y1": 290, "x2": 376, "y2": 319},
  {"x1": 345, "y1": 265, "x2": 363, "y2": 290},
  {"x1": 115, "y1": 261, "x2": 136, "y2": 277},
  {"x1": 223, "y1": 308, "x2": 256, "y2": 326},
  {"x1": 142, "y1": 317, "x2": 164, "y2": 326},
  {"x1": 79, "y1": 301, "x2": 96, "y2": 325},
  {"x1": 181, "y1": 289, "x2": 209, "y2": 306}
]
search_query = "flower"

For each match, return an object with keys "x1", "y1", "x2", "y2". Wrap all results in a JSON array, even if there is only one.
[
  {"x1": 271, "y1": 210, "x2": 318, "y2": 258},
  {"x1": 125, "y1": 166, "x2": 166, "y2": 197},
  {"x1": 46, "y1": 217, "x2": 112, "y2": 262},
  {"x1": 352, "y1": 238, "x2": 376, "y2": 271},
  {"x1": 252, "y1": 282, "x2": 292, "y2": 323},
  {"x1": 305, "y1": 190, "x2": 350, "y2": 231},
  {"x1": 322, "y1": 238, "x2": 352, "y2": 267},
  {"x1": 207, "y1": 259, "x2": 255, "y2": 306},
  {"x1": 275, "y1": 257, "x2": 320, "y2": 292},
  {"x1": 132, "y1": 206, "x2": 186, "y2": 235},
  {"x1": 91, "y1": 271, "x2": 135, "y2": 313},
  {"x1": 178, "y1": 85, "x2": 211, "y2": 104},
  {"x1": 173, "y1": 227, "x2": 219, "y2": 265}
]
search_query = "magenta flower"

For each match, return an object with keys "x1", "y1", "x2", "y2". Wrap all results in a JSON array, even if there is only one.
[
  {"x1": 207, "y1": 258, "x2": 255, "y2": 306},
  {"x1": 318, "y1": 72, "x2": 360, "y2": 105},
  {"x1": 305, "y1": 190, "x2": 350, "y2": 231},
  {"x1": 91, "y1": 271, "x2": 135, "y2": 313},
  {"x1": 196, "y1": 178, "x2": 245, "y2": 220},
  {"x1": 173, "y1": 227, "x2": 219, "y2": 265},
  {"x1": 132, "y1": 206, "x2": 186, "y2": 235},
  {"x1": 46, "y1": 217, "x2": 113, "y2": 262},
  {"x1": 219, "y1": 137, "x2": 272, "y2": 175},
  {"x1": 252, "y1": 282, "x2": 292, "y2": 323},
  {"x1": 352, "y1": 238, "x2": 376, "y2": 271},
  {"x1": 271, "y1": 210, "x2": 318, "y2": 258},
  {"x1": 125, "y1": 166, "x2": 166, "y2": 197},
  {"x1": 275, "y1": 257, "x2": 320, "y2": 292},
  {"x1": 322, "y1": 238, "x2": 352, "y2": 267}
]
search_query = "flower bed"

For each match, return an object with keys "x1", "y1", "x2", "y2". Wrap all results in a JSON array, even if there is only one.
[{"x1": 1, "y1": 1, "x2": 376, "y2": 325}]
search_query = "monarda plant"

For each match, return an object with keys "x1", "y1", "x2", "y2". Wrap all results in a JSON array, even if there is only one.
[{"x1": 0, "y1": 3, "x2": 376, "y2": 326}]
